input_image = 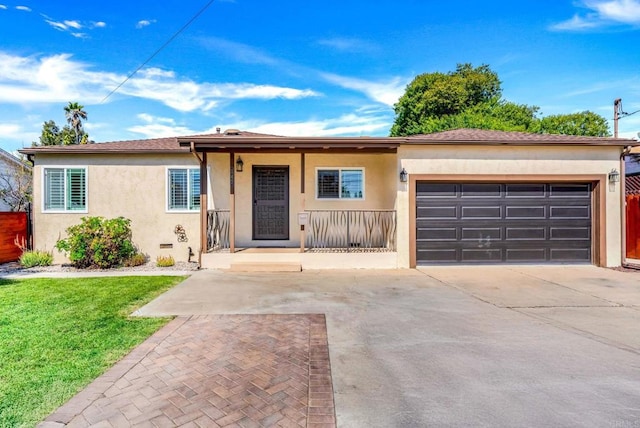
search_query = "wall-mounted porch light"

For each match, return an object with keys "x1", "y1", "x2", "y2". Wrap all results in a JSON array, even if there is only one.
[
  {"x1": 608, "y1": 168, "x2": 620, "y2": 183},
  {"x1": 399, "y1": 167, "x2": 408, "y2": 183},
  {"x1": 235, "y1": 156, "x2": 244, "y2": 172}
]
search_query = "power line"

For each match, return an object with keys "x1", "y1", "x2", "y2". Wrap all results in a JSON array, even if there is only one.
[{"x1": 100, "y1": 0, "x2": 215, "y2": 104}]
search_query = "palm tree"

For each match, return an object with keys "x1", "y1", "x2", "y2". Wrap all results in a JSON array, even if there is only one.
[{"x1": 64, "y1": 102, "x2": 88, "y2": 145}]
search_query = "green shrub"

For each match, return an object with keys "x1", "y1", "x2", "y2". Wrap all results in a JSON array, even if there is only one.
[
  {"x1": 124, "y1": 253, "x2": 147, "y2": 267},
  {"x1": 156, "y1": 255, "x2": 175, "y2": 267},
  {"x1": 19, "y1": 250, "x2": 53, "y2": 268},
  {"x1": 55, "y1": 216, "x2": 136, "y2": 269}
]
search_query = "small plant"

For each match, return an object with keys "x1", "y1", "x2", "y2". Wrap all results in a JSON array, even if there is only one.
[
  {"x1": 156, "y1": 255, "x2": 175, "y2": 267},
  {"x1": 55, "y1": 216, "x2": 136, "y2": 269},
  {"x1": 124, "y1": 253, "x2": 147, "y2": 267},
  {"x1": 19, "y1": 250, "x2": 53, "y2": 268}
]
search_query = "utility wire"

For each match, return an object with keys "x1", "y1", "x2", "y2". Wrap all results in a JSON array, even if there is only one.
[{"x1": 100, "y1": 0, "x2": 215, "y2": 104}]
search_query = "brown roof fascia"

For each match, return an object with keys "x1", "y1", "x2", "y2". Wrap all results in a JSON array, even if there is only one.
[{"x1": 177, "y1": 136, "x2": 401, "y2": 152}]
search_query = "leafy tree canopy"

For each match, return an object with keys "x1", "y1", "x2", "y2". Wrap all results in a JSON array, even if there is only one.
[
  {"x1": 33, "y1": 102, "x2": 91, "y2": 146},
  {"x1": 390, "y1": 64, "x2": 610, "y2": 137}
]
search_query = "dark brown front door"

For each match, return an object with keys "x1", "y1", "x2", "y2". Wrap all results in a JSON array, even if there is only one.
[{"x1": 253, "y1": 166, "x2": 289, "y2": 240}]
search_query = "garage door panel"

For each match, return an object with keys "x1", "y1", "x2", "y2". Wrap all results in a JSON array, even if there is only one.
[
  {"x1": 550, "y1": 248, "x2": 591, "y2": 261},
  {"x1": 418, "y1": 249, "x2": 457, "y2": 262},
  {"x1": 417, "y1": 227, "x2": 457, "y2": 241},
  {"x1": 417, "y1": 206, "x2": 458, "y2": 219},
  {"x1": 549, "y1": 227, "x2": 590, "y2": 240},
  {"x1": 505, "y1": 206, "x2": 546, "y2": 219},
  {"x1": 549, "y1": 206, "x2": 590, "y2": 219},
  {"x1": 461, "y1": 228, "x2": 501, "y2": 241},
  {"x1": 416, "y1": 183, "x2": 457, "y2": 197},
  {"x1": 416, "y1": 182, "x2": 592, "y2": 264},
  {"x1": 506, "y1": 227, "x2": 546, "y2": 240},
  {"x1": 461, "y1": 249, "x2": 502, "y2": 262},
  {"x1": 461, "y1": 206, "x2": 502, "y2": 218},
  {"x1": 549, "y1": 184, "x2": 591, "y2": 198},
  {"x1": 505, "y1": 184, "x2": 546, "y2": 198},
  {"x1": 461, "y1": 183, "x2": 502, "y2": 198}
]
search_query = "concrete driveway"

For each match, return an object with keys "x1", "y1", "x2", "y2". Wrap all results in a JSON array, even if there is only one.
[{"x1": 136, "y1": 266, "x2": 640, "y2": 427}]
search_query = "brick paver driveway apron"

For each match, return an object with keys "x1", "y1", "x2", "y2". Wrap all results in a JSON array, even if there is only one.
[{"x1": 39, "y1": 315, "x2": 335, "y2": 427}]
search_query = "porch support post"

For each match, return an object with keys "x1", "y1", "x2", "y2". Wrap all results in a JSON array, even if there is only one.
[
  {"x1": 229, "y1": 152, "x2": 236, "y2": 253},
  {"x1": 200, "y1": 152, "x2": 208, "y2": 256},
  {"x1": 300, "y1": 152, "x2": 305, "y2": 253}
]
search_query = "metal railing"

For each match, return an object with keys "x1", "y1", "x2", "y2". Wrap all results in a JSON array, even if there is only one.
[
  {"x1": 305, "y1": 210, "x2": 397, "y2": 252},
  {"x1": 207, "y1": 209, "x2": 230, "y2": 251}
]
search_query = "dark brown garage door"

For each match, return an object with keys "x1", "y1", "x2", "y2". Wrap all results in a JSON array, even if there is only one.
[{"x1": 416, "y1": 182, "x2": 592, "y2": 264}]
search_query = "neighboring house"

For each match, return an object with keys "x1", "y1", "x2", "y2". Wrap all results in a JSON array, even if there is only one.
[
  {"x1": 0, "y1": 147, "x2": 31, "y2": 212},
  {"x1": 20, "y1": 128, "x2": 637, "y2": 269}
]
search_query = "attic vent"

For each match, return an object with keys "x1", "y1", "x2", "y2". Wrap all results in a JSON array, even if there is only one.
[{"x1": 224, "y1": 129, "x2": 241, "y2": 136}]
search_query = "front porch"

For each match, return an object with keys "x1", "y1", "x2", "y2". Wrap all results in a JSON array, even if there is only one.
[
  {"x1": 178, "y1": 132, "x2": 401, "y2": 270},
  {"x1": 202, "y1": 209, "x2": 398, "y2": 270}
]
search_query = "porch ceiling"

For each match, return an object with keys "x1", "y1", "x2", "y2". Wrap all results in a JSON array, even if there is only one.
[{"x1": 177, "y1": 136, "x2": 399, "y2": 153}]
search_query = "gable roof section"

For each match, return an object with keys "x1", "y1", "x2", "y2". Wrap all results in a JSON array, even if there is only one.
[
  {"x1": 19, "y1": 128, "x2": 638, "y2": 156},
  {"x1": 404, "y1": 129, "x2": 637, "y2": 146},
  {"x1": 0, "y1": 147, "x2": 30, "y2": 169}
]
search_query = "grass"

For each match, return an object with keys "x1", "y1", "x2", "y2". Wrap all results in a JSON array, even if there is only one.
[{"x1": 0, "y1": 276, "x2": 185, "y2": 428}]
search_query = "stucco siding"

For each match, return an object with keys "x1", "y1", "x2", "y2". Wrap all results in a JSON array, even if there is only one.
[
  {"x1": 33, "y1": 154, "x2": 200, "y2": 263},
  {"x1": 207, "y1": 152, "x2": 397, "y2": 247},
  {"x1": 396, "y1": 145, "x2": 623, "y2": 268}
]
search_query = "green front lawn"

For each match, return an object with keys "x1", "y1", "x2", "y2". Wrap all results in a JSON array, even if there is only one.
[{"x1": 0, "y1": 276, "x2": 185, "y2": 428}]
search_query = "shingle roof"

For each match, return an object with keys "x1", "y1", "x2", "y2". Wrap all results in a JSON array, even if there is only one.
[
  {"x1": 19, "y1": 128, "x2": 637, "y2": 156},
  {"x1": 405, "y1": 128, "x2": 637, "y2": 145},
  {"x1": 626, "y1": 175, "x2": 640, "y2": 195},
  {"x1": 19, "y1": 131, "x2": 280, "y2": 154}
]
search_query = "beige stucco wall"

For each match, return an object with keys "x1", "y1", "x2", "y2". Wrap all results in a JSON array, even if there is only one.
[
  {"x1": 207, "y1": 152, "x2": 397, "y2": 247},
  {"x1": 33, "y1": 153, "x2": 200, "y2": 263},
  {"x1": 397, "y1": 144, "x2": 624, "y2": 268},
  {"x1": 32, "y1": 144, "x2": 624, "y2": 268}
]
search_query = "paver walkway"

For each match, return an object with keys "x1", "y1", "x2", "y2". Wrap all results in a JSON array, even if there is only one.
[{"x1": 39, "y1": 315, "x2": 335, "y2": 428}]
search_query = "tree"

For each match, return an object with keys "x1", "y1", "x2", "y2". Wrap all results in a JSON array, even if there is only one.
[
  {"x1": 390, "y1": 63, "x2": 610, "y2": 137},
  {"x1": 0, "y1": 155, "x2": 32, "y2": 211},
  {"x1": 539, "y1": 111, "x2": 610, "y2": 137},
  {"x1": 33, "y1": 103, "x2": 91, "y2": 146},
  {"x1": 64, "y1": 102, "x2": 88, "y2": 145}
]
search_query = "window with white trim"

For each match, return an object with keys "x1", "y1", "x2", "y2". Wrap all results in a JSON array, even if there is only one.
[
  {"x1": 168, "y1": 168, "x2": 200, "y2": 211},
  {"x1": 43, "y1": 167, "x2": 87, "y2": 212},
  {"x1": 316, "y1": 168, "x2": 364, "y2": 200}
]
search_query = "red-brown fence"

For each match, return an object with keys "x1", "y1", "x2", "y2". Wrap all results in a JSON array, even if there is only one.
[
  {"x1": 626, "y1": 194, "x2": 640, "y2": 259},
  {"x1": 0, "y1": 212, "x2": 27, "y2": 263}
]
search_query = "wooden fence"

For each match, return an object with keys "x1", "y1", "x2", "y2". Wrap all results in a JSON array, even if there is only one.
[
  {"x1": 0, "y1": 211, "x2": 28, "y2": 263},
  {"x1": 626, "y1": 194, "x2": 640, "y2": 259}
]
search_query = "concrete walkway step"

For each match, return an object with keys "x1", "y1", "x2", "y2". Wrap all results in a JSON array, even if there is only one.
[{"x1": 229, "y1": 262, "x2": 302, "y2": 272}]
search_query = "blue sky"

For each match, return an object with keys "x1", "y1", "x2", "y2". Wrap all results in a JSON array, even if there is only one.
[{"x1": 1, "y1": 0, "x2": 640, "y2": 153}]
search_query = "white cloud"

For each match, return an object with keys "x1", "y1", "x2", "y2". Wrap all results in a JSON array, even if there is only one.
[
  {"x1": 136, "y1": 19, "x2": 156, "y2": 29},
  {"x1": 41, "y1": 14, "x2": 105, "y2": 36},
  {"x1": 15, "y1": 5, "x2": 30, "y2": 12},
  {"x1": 0, "y1": 5, "x2": 7, "y2": 10},
  {"x1": 128, "y1": 114, "x2": 195, "y2": 138},
  {"x1": 198, "y1": 37, "x2": 281, "y2": 66},
  {"x1": 551, "y1": 0, "x2": 640, "y2": 30},
  {"x1": 64, "y1": 20, "x2": 82, "y2": 29},
  {"x1": 0, "y1": 123, "x2": 38, "y2": 146},
  {"x1": 321, "y1": 73, "x2": 407, "y2": 106},
  {"x1": 317, "y1": 37, "x2": 377, "y2": 53},
  {"x1": 224, "y1": 109, "x2": 392, "y2": 137},
  {"x1": 0, "y1": 51, "x2": 319, "y2": 112}
]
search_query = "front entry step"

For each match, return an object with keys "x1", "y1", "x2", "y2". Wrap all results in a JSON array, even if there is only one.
[{"x1": 229, "y1": 262, "x2": 302, "y2": 272}]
